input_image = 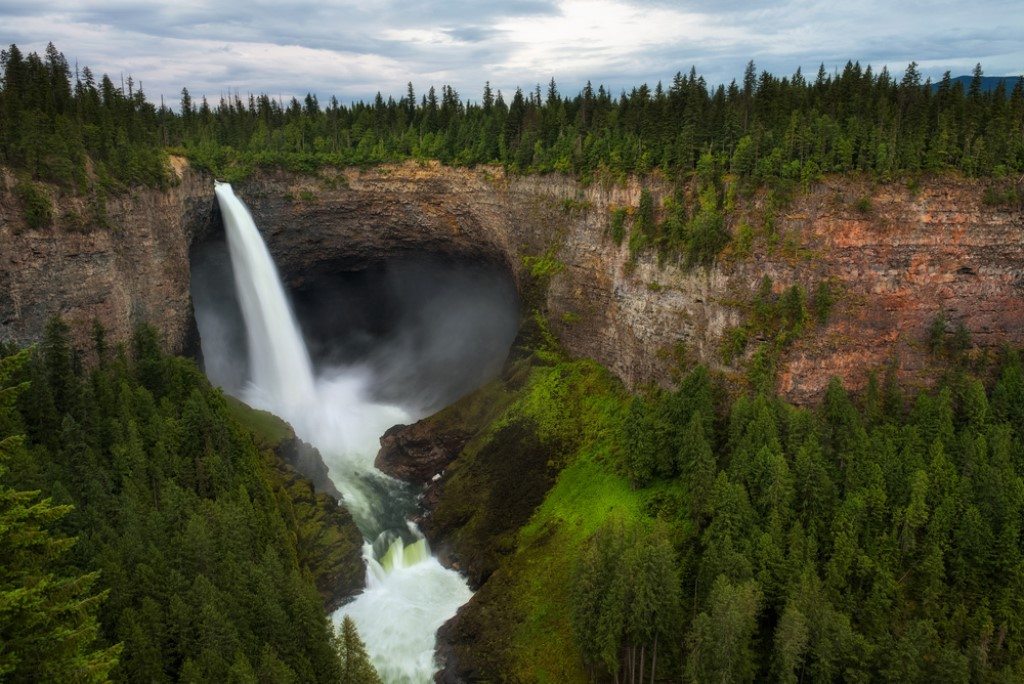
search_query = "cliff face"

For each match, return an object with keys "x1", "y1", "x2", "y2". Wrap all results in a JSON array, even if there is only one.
[
  {"x1": 0, "y1": 164, "x2": 215, "y2": 355},
  {"x1": 2, "y1": 160, "x2": 1021, "y2": 401}
]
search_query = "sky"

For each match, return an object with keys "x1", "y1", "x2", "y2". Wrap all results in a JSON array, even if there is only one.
[{"x1": 1, "y1": 0, "x2": 1022, "y2": 107}]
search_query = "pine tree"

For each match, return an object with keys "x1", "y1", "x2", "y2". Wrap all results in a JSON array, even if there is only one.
[
  {"x1": 335, "y1": 617, "x2": 382, "y2": 684},
  {"x1": 0, "y1": 351, "x2": 121, "y2": 682}
]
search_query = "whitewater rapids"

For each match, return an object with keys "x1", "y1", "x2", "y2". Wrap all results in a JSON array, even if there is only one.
[{"x1": 213, "y1": 182, "x2": 471, "y2": 683}]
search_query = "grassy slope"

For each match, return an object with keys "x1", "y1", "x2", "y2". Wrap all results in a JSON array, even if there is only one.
[
  {"x1": 433, "y1": 352, "x2": 666, "y2": 681},
  {"x1": 225, "y1": 395, "x2": 293, "y2": 447}
]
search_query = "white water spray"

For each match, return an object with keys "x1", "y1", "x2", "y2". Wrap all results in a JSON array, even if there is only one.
[{"x1": 213, "y1": 183, "x2": 471, "y2": 683}]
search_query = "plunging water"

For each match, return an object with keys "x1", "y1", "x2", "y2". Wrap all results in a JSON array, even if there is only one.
[{"x1": 211, "y1": 183, "x2": 472, "y2": 683}]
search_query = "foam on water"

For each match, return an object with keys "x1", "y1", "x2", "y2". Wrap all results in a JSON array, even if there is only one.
[{"x1": 214, "y1": 182, "x2": 471, "y2": 683}]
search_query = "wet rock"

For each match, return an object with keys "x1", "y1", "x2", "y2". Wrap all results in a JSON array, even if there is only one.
[{"x1": 375, "y1": 420, "x2": 470, "y2": 485}]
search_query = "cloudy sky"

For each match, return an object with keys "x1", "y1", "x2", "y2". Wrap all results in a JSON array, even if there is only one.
[{"x1": 1, "y1": 0, "x2": 1021, "y2": 107}]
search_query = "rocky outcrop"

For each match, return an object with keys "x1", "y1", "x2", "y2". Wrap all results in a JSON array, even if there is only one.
[
  {"x1": 375, "y1": 420, "x2": 474, "y2": 484},
  {"x1": 278, "y1": 434, "x2": 345, "y2": 501},
  {"x1": 2, "y1": 161, "x2": 1022, "y2": 402},
  {"x1": 269, "y1": 447, "x2": 366, "y2": 610}
]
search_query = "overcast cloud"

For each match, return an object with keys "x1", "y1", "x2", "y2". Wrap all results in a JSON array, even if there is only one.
[{"x1": 1, "y1": 0, "x2": 1021, "y2": 106}]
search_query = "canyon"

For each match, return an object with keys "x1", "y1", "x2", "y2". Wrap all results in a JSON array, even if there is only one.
[
  {"x1": 2, "y1": 160, "x2": 1022, "y2": 403},
  {"x1": 4, "y1": 159, "x2": 1024, "y2": 681}
]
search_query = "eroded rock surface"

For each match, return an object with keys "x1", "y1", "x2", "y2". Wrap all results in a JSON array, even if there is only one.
[{"x1": 3, "y1": 161, "x2": 1022, "y2": 402}]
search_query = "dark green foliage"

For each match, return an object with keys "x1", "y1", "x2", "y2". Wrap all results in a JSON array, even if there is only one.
[
  {"x1": 928, "y1": 312, "x2": 949, "y2": 354},
  {"x1": 928, "y1": 311, "x2": 973, "y2": 362},
  {"x1": 982, "y1": 183, "x2": 1024, "y2": 208},
  {"x1": 571, "y1": 520, "x2": 682, "y2": 681},
  {"x1": 1, "y1": 43, "x2": 168, "y2": 190},
  {"x1": 628, "y1": 189, "x2": 656, "y2": 258},
  {"x1": 685, "y1": 200, "x2": 728, "y2": 267},
  {"x1": 335, "y1": 617, "x2": 382, "y2": 683},
  {"x1": 13, "y1": 177, "x2": 52, "y2": 229},
  {"x1": 0, "y1": 321, "x2": 352, "y2": 682},
  {"x1": 721, "y1": 277, "x2": 833, "y2": 377},
  {"x1": 813, "y1": 280, "x2": 835, "y2": 325},
  {"x1": 571, "y1": 352, "x2": 1024, "y2": 681},
  {"x1": 0, "y1": 349, "x2": 121, "y2": 682},
  {"x1": 609, "y1": 207, "x2": 627, "y2": 245},
  {"x1": 5, "y1": 45, "x2": 1023, "y2": 194}
]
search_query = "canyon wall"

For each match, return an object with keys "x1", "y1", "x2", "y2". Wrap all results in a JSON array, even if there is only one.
[{"x1": 2, "y1": 160, "x2": 1021, "y2": 401}]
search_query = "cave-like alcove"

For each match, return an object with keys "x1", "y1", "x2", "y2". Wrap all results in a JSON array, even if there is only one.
[{"x1": 190, "y1": 232, "x2": 520, "y2": 415}]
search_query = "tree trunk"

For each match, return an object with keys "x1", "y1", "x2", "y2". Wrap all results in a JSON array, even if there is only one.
[
  {"x1": 651, "y1": 636, "x2": 658, "y2": 684},
  {"x1": 639, "y1": 644, "x2": 645, "y2": 684}
]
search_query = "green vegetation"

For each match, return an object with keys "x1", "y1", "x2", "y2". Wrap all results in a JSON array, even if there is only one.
[
  {"x1": 609, "y1": 206, "x2": 628, "y2": 246},
  {"x1": 628, "y1": 188, "x2": 657, "y2": 258},
  {"x1": 522, "y1": 250, "x2": 566, "y2": 280},
  {"x1": 0, "y1": 44, "x2": 168, "y2": 192},
  {"x1": 0, "y1": 348, "x2": 121, "y2": 682},
  {"x1": 0, "y1": 319, "x2": 373, "y2": 682},
  {"x1": 335, "y1": 616, "x2": 383, "y2": 684},
  {"x1": 425, "y1": 318, "x2": 1024, "y2": 682},
  {"x1": 6, "y1": 42, "x2": 1020, "y2": 265},
  {"x1": 721, "y1": 275, "x2": 832, "y2": 368},
  {"x1": 13, "y1": 177, "x2": 52, "y2": 230},
  {"x1": 982, "y1": 182, "x2": 1024, "y2": 208},
  {"x1": 4, "y1": 45, "x2": 1023, "y2": 195}
]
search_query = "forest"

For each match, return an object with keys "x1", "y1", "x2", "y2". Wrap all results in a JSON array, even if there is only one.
[
  {"x1": 4, "y1": 40, "x2": 1024, "y2": 683},
  {"x1": 420, "y1": 315, "x2": 1024, "y2": 682},
  {"x1": 1, "y1": 42, "x2": 1023, "y2": 199},
  {"x1": 0, "y1": 321, "x2": 380, "y2": 682}
]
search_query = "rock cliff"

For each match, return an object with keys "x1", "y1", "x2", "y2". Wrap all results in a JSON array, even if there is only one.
[{"x1": 2, "y1": 160, "x2": 1021, "y2": 401}]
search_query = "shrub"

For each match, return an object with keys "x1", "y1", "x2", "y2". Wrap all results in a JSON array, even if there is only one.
[
  {"x1": 609, "y1": 207, "x2": 627, "y2": 246},
  {"x1": 813, "y1": 280, "x2": 835, "y2": 325},
  {"x1": 15, "y1": 179, "x2": 53, "y2": 230}
]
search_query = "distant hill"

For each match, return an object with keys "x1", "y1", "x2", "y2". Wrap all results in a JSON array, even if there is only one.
[{"x1": 932, "y1": 75, "x2": 1022, "y2": 93}]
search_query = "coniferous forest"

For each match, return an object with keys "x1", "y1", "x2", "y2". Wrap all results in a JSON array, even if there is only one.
[
  {"x1": 0, "y1": 322, "x2": 377, "y2": 682},
  {"x1": 1, "y1": 42, "x2": 1023, "y2": 195},
  {"x1": 3, "y1": 40, "x2": 1024, "y2": 684}
]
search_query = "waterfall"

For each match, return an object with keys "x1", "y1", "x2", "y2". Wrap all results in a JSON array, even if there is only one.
[
  {"x1": 216, "y1": 182, "x2": 316, "y2": 408},
  {"x1": 212, "y1": 183, "x2": 472, "y2": 684}
]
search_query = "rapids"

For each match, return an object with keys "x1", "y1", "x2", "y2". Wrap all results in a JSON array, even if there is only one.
[{"x1": 210, "y1": 182, "x2": 472, "y2": 683}]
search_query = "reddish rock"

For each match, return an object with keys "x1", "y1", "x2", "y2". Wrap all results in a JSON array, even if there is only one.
[{"x1": 3, "y1": 161, "x2": 1022, "y2": 404}]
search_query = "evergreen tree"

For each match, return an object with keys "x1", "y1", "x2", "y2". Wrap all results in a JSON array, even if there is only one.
[{"x1": 335, "y1": 617, "x2": 381, "y2": 684}]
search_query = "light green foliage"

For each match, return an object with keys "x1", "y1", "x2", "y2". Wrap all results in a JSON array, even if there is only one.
[
  {"x1": 731, "y1": 220, "x2": 755, "y2": 258},
  {"x1": 522, "y1": 250, "x2": 565, "y2": 280},
  {"x1": 225, "y1": 395, "x2": 292, "y2": 447}
]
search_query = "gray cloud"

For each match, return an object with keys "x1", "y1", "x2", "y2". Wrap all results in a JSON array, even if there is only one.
[{"x1": 1, "y1": 0, "x2": 1020, "y2": 106}]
